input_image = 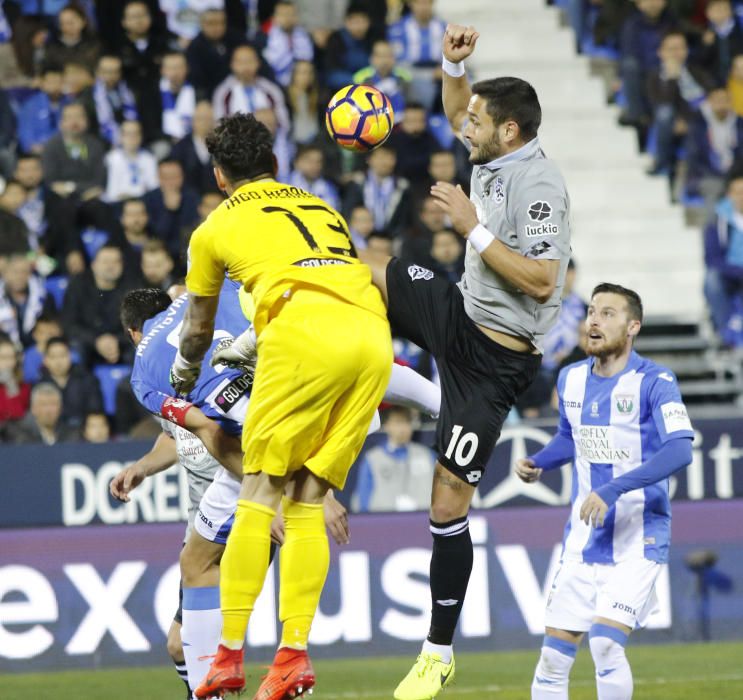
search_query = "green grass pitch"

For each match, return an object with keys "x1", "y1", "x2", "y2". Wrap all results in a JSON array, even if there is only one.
[{"x1": 3, "y1": 641, "x2": 742, "y2": 699}]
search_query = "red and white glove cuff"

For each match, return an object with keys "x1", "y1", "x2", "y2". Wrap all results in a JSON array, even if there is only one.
[{"x1": 161, "y1": 396, "x2": 194, "y2": 427}]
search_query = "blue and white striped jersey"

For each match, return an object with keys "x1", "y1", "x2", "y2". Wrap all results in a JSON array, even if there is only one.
[
  {"x1": 130, "y1": 282, "x2": 251, "y2": 436},
  {"x1": 557, "y1": 351, "x2": 693, "y2": 564}
]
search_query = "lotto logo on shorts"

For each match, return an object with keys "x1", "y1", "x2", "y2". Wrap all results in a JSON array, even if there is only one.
[{"x1": 408, "y1": 264, "x2": 434, "y2": 281}]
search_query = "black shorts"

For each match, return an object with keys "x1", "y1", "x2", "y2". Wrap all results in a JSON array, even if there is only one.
[{"x1": 386, "y1": 258, "x2": 541, "y2": 484}]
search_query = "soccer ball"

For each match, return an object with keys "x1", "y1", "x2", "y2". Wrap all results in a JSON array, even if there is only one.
[{"x1": 325, "y1": 85, "x2": 394, "y2": 152}]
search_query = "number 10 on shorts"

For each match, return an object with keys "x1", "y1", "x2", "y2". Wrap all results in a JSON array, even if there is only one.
[{"x1": 444, "y1": 425, "x2": 479, "y2": 467}]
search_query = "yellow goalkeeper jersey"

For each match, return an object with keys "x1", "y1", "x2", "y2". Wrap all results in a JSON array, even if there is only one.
[{"x1": 186, "y1": 180, "x2": 387, "y2": 334}]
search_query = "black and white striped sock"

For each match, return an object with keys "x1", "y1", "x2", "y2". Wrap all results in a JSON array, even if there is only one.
[{"x1": 174, "y1": 660, "x2": 190, "y2": 698}]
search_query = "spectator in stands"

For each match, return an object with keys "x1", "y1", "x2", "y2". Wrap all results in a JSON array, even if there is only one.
[
  {"x1": 348, "y1": 204, "x2": 374, "y2": 250},
  {"x1": 185, "y1": 8, "x2": 243, "y2": 101},
  {"x1": 288, "y1": 144, "x2": 340, "y2": 210},
  {"x1": 353, "y1": 39, "x2": 412, "y2": 116},
  {"x1": 40, "y1": 335, "x2": 104, "y2": 428},
  {"x1": 699, "y1": 0, "x2": 743, "y2": 85},
  {"x1": 703, "y1": 171, "x2": 743, "y2": 344},
  {"x1": 0, "y1": 333, "x2": 31, "y2": 430},
  {"x1": 344, "y1": 144, "x2": 410, "y2": 236},
  {"x1": 618, "y1": 0, "x2": 676, "y2": 128},
  {"x1": 62, "y1": 61, "x2": 97, "y2": 131},
  {"x1": 212, "y1": 44, "x2": 290, "y2": 130},
  {"x1": 23, "y1": 313, "x2": 64, "y2": 383},
  {"x1": 140, "y1": 240, "x2": 175, "y2": 290},
  {"x1": 17, "y1": 64, "x2": 65, "y2": 154},
  {"x1": 647, "y1": 30, "x2": 713, "y2": 176},
  {"x1": 325, "y1": 3, "x2": 375, "y2": 92},
  {"x1": 253, "y1": 105, "x2": 293, "y2": 181},
  {"x1": 143, "y1": 159, "x2": 199, "y2": 258},
  {"x1": 387, "y1": 0, "x2": 446, "y2": 110},
  {"x1": 429, "y1": 228, "x2": 464, "y2": 282},
  {"x1": 62, "y1": 243, "x2": 134, "y2": 365},
  {"x1": 0, "y1": 181, "x2": 32, "y2": 257},
  {"x1": 686, "y1": 86, "x2": 743, "y2": 213},
  {"x1": 411, "y1": 148, "x2": 468, "y2": 204},
  {"x1": 117, "y1": 0, "x2": 175, "y2": 144},
  {"x1": 13, "y1": 154, "x2": 82, "y2": 273},
  {"x1": 260, "y1": 0, "x2": 313, "y2": 88},
  {"x1": 82, "y1": 410, "x2": 111, "y2": 442},
  {"x1": 159, "y1": 51, "x2": 195, "y2": 142},
  {"x1": 43, "y1": 4, "x2": 100, "y2": 72},
  {"x1": 113, "y1": 197, "x2": 152, "y2": 268},
  {"x1": 41, "y1": 101, "x2": 106, "y2": 203},
  {"x1": 400, "y1": 194, "x2": 446, "y2": 262},
  {"x1": 169, "y1": 100, "x2": 216, "y2": 194},
  {"x1": 294, "y1": 0, "x2": 347, "y2": 50},
  {"x1": 104, "y1": 120, "x2": 158, "y2": 202},
  {"x1": 366, "y1": 232, "x2": 394, "y2": 256},
  {"x1": 0, "y1": 89, "x2": 16, "y2": 178},
  {"x1": 7, "y1": 381, "x2": 80, "y2": 444},
  {"x1": 387, "y1": 102, "x2": 440, "y2": 181},
  {"x1": 92, "y1": 54, "x2": 139, "y2": 145},
  {"x1": 0, "y1": 253, "x2": 55, "y2": 348},
  {"x1": 728, "y1": 53, "x2": 743, "y2": 116},
  {"x1": 159, "y1": 0, "x2": 222, "y2": 46},
  {"x1": 93, "y1": 0, "x2": 168, "y2": 63},
  {"x1": 353, "y1": 406, "x2": 434, "y2": 513},
  {"x1": 197, "y1": 190, "x2": 224, "y2": 222},
  {"x1": 286, "y1": 60, "x2": 320, "y2": 145}
]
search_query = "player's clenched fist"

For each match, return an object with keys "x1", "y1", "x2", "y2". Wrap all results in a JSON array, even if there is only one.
[
  {"x1": 442, "y1": 23, "x2": 480, "y2": 63},
  {"x1": 515, "y1": 458, "x2": 543, "y2": 483}
]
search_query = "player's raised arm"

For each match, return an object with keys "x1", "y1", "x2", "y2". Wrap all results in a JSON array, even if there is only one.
[
  {"x1": 110, "y1": 431, "x2": 178, "y2": 502},
  {"x1": 441, "y1": 23, "x2": 479, "y2": 134}
]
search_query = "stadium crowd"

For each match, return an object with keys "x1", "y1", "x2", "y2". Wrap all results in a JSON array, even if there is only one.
[
  {"x1": 562, "y1": 0, "x2": 743, "y2": 347},
  {"x1": 0, "y1": 0, "x2": 588, "y2": 457}
]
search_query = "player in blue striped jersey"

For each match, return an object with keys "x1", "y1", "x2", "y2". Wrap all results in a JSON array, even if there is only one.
[{"x1": 517, "y1": 283, "x2": 693, "y2": 700}]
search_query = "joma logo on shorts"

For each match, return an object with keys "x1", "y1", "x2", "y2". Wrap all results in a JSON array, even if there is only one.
[
  {"x1": 612, "y1": 602, "x2": 636, "y2": 615},
  {"x1": 198, "y1": 510, "x2": 213, "y2": 528}
]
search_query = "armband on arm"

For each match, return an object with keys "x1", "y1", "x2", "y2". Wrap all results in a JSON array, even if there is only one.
[{"x1": 160, "y1": 396, "x2": 195, "y2": 428}]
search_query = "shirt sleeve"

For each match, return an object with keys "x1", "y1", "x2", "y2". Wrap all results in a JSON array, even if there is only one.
[
  {"x1": 130, "y1": 374, "x2": 172, "y2": 417},
  {"x1": 647, "y1": 369, "x2": 694, "y2": 443},
  {"x1": 185, "y1": 222, "x2": 226, "y2": 297},
  {"x1": 511, "y1": 169, "x2": 570, "y2": 262}
]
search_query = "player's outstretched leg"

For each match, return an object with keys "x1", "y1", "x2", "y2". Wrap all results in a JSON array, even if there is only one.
[
  {"x1": 531, "y1": 635, "x2": 578, "y2": 699},
  {"x1": 252, "y1": 493, "x2": 329, "y2": 700},
  {"x1": 588, "y1": 624, "x2": 633, "y2": 700}
]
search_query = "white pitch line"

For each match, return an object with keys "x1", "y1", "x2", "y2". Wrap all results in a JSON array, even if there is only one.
[{"x1": 308, "y1": 673, "x2": 743, "y2": 699}]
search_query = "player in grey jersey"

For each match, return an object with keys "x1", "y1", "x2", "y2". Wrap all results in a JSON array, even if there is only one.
[{"x1": 362, "y1": 22, "x2": 572, "y2": 700}]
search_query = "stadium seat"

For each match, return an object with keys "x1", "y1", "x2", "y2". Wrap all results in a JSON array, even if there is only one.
[
  {"x1": 44, "y1": 275, "x2": 69, "y2": 309},
  {"x1": 94, "y1": 364, "x2": 131, "y2": 416}
]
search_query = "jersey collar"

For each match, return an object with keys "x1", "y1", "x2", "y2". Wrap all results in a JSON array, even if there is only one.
[
  {"x1": 480, "y1": 137, "x2": 543, "y2": 171},
  {"x1": 588, "y1": 349, "x2": 642, "y2": 379}
]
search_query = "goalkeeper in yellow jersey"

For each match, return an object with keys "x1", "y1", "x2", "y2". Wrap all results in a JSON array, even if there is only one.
[{"x1": 170, "y1": 113, "x2": 393, "y2": 700}]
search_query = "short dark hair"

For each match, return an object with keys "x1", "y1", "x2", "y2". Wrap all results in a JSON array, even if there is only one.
[
  {"x1": 206, "y1": 113, "x2": 275, "y2": 183},
  {"x1": 383, "y1": 405, "x2": 413, "y2": 422},
  {"x1": 661, "y1": 29, "x2": 687, "y2": 44},
  {"x1": 591, "y1": 283, "x2": 643, "y2": 322},
  {"x1": 120, "y1": 288, "x2": 172, "y2": 332},
  {"x1": 45, "y1": 336, "x2": 70, "y2": 354},
  {"x1": 94, "y1": 243, "x2": 123, "y2": 260},
  {"x1": 471, "y1": 77, "x2": 542, "y2": 141}
]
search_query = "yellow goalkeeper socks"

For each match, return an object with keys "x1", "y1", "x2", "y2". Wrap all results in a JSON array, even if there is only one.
[
  {"x1": 278, "y1": 497, "x2": 330, "y2": 650},
  {"x1": 220, "y1": 499, "x2": 276, "y2": 647}
]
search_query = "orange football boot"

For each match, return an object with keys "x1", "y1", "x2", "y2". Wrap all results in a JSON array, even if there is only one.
[
  {"x1": 252, "y1": 647, "x2": 316, "y2": 700},
  {"x1": 194, "y1": 644, "x2": 246, "y2": 698}
]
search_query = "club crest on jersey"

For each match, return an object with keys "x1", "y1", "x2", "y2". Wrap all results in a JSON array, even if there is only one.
[
  {"x1": 408, "y1": 264, "x2": 434, "y2": 282},
  {"x1": 616, "y1": 395, "x2": 634, "y2": 414},
  {"x1": 590, "y1": 401, "x2": 599, "y2": 417},
  {"x1": 493, "y1": 175, "x2": 505, "y2": 205}
]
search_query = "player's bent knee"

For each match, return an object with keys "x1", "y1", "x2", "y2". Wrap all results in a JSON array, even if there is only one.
[
  {"x1": 166, "y1": 620, "x2": 183, "y2": 661},
  {"x1": 180, "y1": 535, "x2": 223, "y2": 587}
]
